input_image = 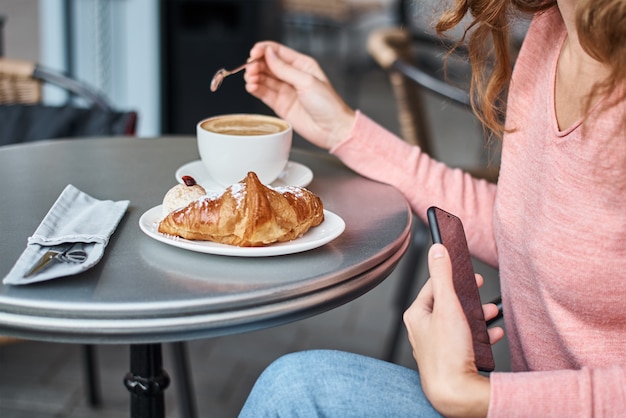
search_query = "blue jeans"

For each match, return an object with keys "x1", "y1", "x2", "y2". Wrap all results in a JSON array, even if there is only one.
[{"x1": 239, "y1": 350, "x2": 442, "y2": 417}]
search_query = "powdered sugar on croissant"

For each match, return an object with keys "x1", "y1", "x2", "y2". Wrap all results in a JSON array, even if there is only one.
[{"x1": 158, "y1": 172, "x2": 324, "y2": 246}]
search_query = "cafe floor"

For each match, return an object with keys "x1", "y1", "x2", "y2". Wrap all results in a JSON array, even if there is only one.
[{"x1": 0, "y1": 10, "x2": 508, "y2": 418}]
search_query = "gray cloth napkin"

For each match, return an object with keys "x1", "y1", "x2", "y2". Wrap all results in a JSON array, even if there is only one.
[{"x1": 3, "y1": 184, "x2": 129, "y2": 285}]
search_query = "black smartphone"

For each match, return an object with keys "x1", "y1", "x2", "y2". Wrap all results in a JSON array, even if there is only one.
[{"x1": 427, "y1": 206, "x2": 495, "y2": 372}]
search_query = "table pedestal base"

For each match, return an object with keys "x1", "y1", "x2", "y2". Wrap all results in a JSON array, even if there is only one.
[{"x1": 124, "y1": 344, "x2": 170, "y2": 418}]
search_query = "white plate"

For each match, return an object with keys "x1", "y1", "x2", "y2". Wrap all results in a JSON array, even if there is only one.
[
  {"x1": 138, "y1": 206, "x2": 345, "y2": 257},
  {"x1": 175, "y1": 160, "x2": 313, "y2": 192}
]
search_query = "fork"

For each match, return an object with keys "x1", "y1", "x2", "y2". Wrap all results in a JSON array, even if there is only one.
[{"x1": 24, "y1": 242, "x2": 88, "y2": 278}]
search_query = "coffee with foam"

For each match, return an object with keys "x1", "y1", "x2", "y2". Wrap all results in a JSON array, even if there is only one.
[{"x1": 200, "y1": 114, "x2": 289, "y2": 136}]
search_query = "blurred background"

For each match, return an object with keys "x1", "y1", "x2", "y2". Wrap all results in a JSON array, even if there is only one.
[
  {"x1": 2, "y1": 0, "x2": 403, "y2": 137},
  {"x1": 1, "y1": 1, "x2": 511, "y2": 417}
]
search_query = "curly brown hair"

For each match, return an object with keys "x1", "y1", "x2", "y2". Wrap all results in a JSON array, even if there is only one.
[
  {"x1": 576, "y1": 0, "x2": 626, "y2": 112},
  {"x1": 436, "y1": 0, "x2": 625, "y2": 139}
]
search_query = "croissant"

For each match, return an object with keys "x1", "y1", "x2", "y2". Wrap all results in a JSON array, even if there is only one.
[{"x1": 158, "y1": 172, "x2": 324, "y2": 246}]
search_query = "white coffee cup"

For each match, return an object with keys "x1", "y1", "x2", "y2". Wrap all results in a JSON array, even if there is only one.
[{"x1": 197, "y1": 114, "x2": 292, "y2": 187}]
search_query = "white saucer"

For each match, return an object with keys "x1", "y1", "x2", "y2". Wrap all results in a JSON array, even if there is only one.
[
  {"x1": 139, "y1": 206, "x2": 345, "y2": 257},
  {"x1": 175, "y1": 160, "x2": 313, "y2": 192}
]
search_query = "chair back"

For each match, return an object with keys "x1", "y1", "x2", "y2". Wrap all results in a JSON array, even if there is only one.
[
  {"x1": 367, "y1": 27, "x2": 499, "y2": 182},
  {"x1": 0, "y1": 57, "x2": 137, "y2": 145}
]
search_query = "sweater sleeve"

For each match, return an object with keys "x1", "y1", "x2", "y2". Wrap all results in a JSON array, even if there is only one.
[
  {"x1": 489, "y1": 366, "x2": 626, "y2": 417},
  {"x1": 330, "y1": 111, "x2": 499, "y2": 267}
]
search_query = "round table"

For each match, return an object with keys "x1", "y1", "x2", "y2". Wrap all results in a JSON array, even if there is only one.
[{"x1": 0, "y1": 136, "x2": 412, "y2": 417}]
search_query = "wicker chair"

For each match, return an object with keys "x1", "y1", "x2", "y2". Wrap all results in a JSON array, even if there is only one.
[
  {"x1": 0, "y1": 58, "x2": 42, "y2": 104},
  {"x1": 367, "y1": 27, "x2": 502, "y2": 363},
  {"x1": 367, "y1": 27, "x2": 500, "y2": 180}
]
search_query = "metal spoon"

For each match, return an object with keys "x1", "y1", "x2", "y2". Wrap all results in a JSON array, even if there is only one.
[{"x1": 210, "y1": 58, "x2": 257, "y2": 92}]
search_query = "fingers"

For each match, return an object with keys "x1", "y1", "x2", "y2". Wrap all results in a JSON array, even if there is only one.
[
  {"x1": 482, "y1": 302, "x2": 500, "y2": 321},
  {"x1": 246, "y1": 47, "x2": 314, "y2": 96},
  {"x1": 250, "y1": 41, "x2": 298, "y2": 63},
  {"x1": 263, "y1": 47, "x2": 320, "y2": 92},
  {"x1": 475, "y1": 273, "x2": 484, "y2": 288},
  {"x1": 483, "y1": 302, "x2": 505, "y2": 345},
  {"x1": 245, "y1": 55, "x2": 279, "y2": 89},
  {"x1": 488, "y1": 326, "x2": 505, "y2": 345},
  {"x1": 245, "y1": 69, "x2": 283, "y2": 97},
  {"x1": 249, "y1": 41, "x2": 327, "y2": 82},
  {"x1": 244, "y1": 53, "x2": 298, "y2": 114},
  {"x1": 244, "y1": 79, "x2": 279, "y2": 109}
]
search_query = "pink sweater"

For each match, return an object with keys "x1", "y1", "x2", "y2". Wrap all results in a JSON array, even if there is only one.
[{"x1": 331, "y1": 7, "x2": 626, "y2": 417}]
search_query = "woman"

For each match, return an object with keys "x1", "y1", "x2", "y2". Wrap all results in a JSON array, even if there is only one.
[{"x1": 239, "y1": 0, "x2": 626, "y2": 416}]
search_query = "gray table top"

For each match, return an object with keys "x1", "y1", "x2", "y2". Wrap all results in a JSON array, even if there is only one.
[{"x1": 0, "y1": 136, "x2": 411, "y2": 344}]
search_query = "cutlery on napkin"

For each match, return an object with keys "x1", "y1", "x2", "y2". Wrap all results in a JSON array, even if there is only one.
[
  {"x1": 24, "y1": 242, "x2": 88, "y2": 278},
  {"x1": 3, "y1": 184, "x2": 129, "y2": 285}
]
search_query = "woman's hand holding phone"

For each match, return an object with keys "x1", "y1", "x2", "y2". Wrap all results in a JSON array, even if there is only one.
[{"x1": 403, "y1": 207, "x2": 504, "y2": 417}]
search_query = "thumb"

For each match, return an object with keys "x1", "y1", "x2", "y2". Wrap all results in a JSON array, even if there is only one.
[{"x1": 428, "y1": 244, "x2": 457, "y2": 304}]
